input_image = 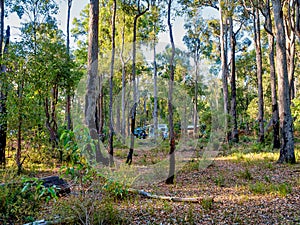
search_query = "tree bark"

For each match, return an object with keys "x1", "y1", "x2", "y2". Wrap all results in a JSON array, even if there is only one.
[
  {"x1": 0, "y1": 25, "x2": 9, "y2": 167},
  {"x1": 229, "y1": 17, "x2": 238, "y2": 143},
  {"x1": 16, "y1": 81, "x2": 24, "y2": 174},
  {"x1": 166, "y1": 0, "x2": 175, "y2": 185},
  {"x1": 86, "y1": 0, "x2": 107, "y2": 165},
  {"x1": 272, "y1": 0, "x2": 295, "y2": 163},
  {"x1": 193, "y1": 61, "x2": 198, "y2": 138},
  {"x1": 153, "y1": 26, "x2": 158, "y2": 141},
  {"x1": 126, "y1": 2, "x2": 149, "y2": 165},
  {"x1": 253, "y1": 7, "x2": 264, "y2": 143},
  {"x1": 66, "y1": 0, "x2": 73, "y2": 130},
  {"x1": 108, "y1": 0, "x2": 116, "y2": 166},
  {"x1": 284, "y1": 2, "x2": 296, "y2": 101},
  {"x1": 219, "y1": 0, "x2": 229, "y2": 142},
  {"x1": 0, "y1": 0, "x2": 5, "y2": 166},
  {"x1": 120, "y1": 15, "x2": 129, "y2": 144},
  {"x1": 262, "y1": 0, "x2": 280, "y2": 148}
]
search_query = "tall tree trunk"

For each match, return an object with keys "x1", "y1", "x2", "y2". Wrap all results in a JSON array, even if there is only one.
[
  {"x1": 66, "y1": 0, "x2": 73, "y2": 130},
  {"x1": 16, "y1": 81, "x2": 24, "y2": 174},
  {"x1": 126, "y1": 3, "x2": 149, "y2": 165},
  {"x1": 153, "y1": 27, "x2": 158, "y2": 141},
  {"x1": 166, "y1": 0, "x2": 175, "y2": 185},
  {"x1": 0, "y1": 0, "x2": 5, "y2": 166},
  {"x1": 272, "y1": 0, "x2": 295, "y2": 163},
  {"x1": 86, "y1": 0, "x2": 107, "y2": 165},
  {"x1": 193, "y1": 61, "x2": 198, "y2": 138},
  {"x1": 98, "y1": 74, "x2": 104, "y2": 137},
  {"x1": 44, "y1": 85, "x2": 59, "y2": 159},
  {"x1": 108, "y1": 0, "x2": 116, "y2": 166},
  {"x1": 262, "y1": 0, "x2": 280, "y2": 148},
  {"x1": 254, "y1": 7, "x2": 264, "y2": 143},
  {"x1": 219, "y1": 0, "x2": 229, "y2": 142},
  {"x1": 284, "y1": 2, "x2": 296, "y2": 101},
  {"x1": 229, "y1": 17, "x2": 238, "y2": 143},
  {"x1": 120, "y1": 15, "x2": 129, "y2": 143}
]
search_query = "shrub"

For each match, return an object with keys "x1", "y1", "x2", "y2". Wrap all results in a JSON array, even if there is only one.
[{"x1": 0, "y1": 177, "x2": 57, "y2": 224}]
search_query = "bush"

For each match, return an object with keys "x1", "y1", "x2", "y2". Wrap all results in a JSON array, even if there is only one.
[{"x1": 0, "y1": 177, "x2": 57, "y2": 224}]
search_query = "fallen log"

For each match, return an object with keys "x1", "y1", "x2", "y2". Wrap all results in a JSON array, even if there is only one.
[{"x1": 128, "y1": 188, "x2": 202, "y2": 203}]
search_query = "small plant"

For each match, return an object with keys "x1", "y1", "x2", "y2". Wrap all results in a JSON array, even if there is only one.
[
  {"x1": 103, "y1": 179, "x2": 129, "y2": 199},
  {"x1": 214, "y1": 174, "x2": 225, "y2": 187},
  {"x1": 201, "y1": 197, "x2": 214, "y2": 210},
  {"x1": 238, "y1": 168, "x2": 253, "y2": 180},
  {"x1": 249, "y1": 182, "x2": 292, "y2": 196},
  {"x1": 264, "y1": 175, "x2": 271, "y2": 183},
  {"x1": 51, "y1": 194, "x2": 127, "y2": 225},
  {"x1": 250, "y1": 182, "x2": 266, "y2": 194},
  {"x1": 0, "y1": 177, "x2": 58, "y2": 224},
  {"x1": 185, "y1": 204, "x2": 195, "y2": 224}
]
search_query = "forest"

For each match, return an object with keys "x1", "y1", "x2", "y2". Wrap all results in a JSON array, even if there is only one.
[{"x1": 0, "y1": 0, "x2": 300, "y2": 224}]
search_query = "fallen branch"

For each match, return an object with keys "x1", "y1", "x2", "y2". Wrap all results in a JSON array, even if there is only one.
[{"x1": 128, "y1": 188, "x2": 202, "y2": 203}]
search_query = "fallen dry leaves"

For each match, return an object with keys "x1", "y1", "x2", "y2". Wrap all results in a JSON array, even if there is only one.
[{"x1": 116, "y1": 150, "x2": 300, "y2": 224}]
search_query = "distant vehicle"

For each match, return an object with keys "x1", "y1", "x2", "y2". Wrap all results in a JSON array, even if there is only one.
[
  {"x1": 134, "y1": 127, "x2": 147, "y2": 139},
  {"x1": 146, "y1": 124, "x2": 169, "y2": 139}
]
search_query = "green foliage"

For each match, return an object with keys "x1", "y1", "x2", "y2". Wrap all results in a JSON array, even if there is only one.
[
  {"x1": 103, "y1": 179, "x2": 130, "y2": 199},
  {"x1": 214, "y1": 174, "x2": 225, "y2": 187},
  {"x1": 0, "y1": 177, "x2": 58, "y2": 224},
  {"x1": 201, "y1": 197, "x2": 214, "y2": 210},
  {"x1": 59, "y1": 128, "x2": 81, "y2": 164},
  {"x1": 52, "y1": 194, "x2": 127, "y2": 225},
  {"x1": 249, "y1": 182, "x2": 292, "y2": 197},
  {"x1": 238, "y1": 168, "x2": 253, "y2": 180}
]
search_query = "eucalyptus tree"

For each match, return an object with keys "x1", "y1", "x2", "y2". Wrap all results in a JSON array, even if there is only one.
[
  {"x1": 122, "y1": 0, "x2": 150, "y2": 165},
  {"x1": 282, "y1": 0, "x2": 297, "y2": 101},
  {"x1": 183, "y1": 7, "x2": 212, "y2": 137},
  {"x1": 272, "y1": 0, "x2": 295, "y2": 163},
  {"x1": 228, "y1": 9, "x2": 238, "y2": 143},
  {"x1": 86, "y1": 0, "x2": 108, "y2": 164},
  {"x1": 0, "y1": 0, "x2": 6, "y2": 166},
  {"x1": 253, "y1": 5, "x2": 264, "y2": 143},
  {"x1": 218, "y1": 0, "x2": 230, "y2": 142},
  {"x1": 259, "y1": 0, "x2": 280, "y2": 148},
  {"x1": 108, "y1": 0, "x2": 117, "y2": 166},
  {"x1": 66, "y1": 0, "x2": 73, "y2": 130},
  {"x1": 166, "y1": 0, "x2": 176, "y2": 185},
  {"x1": 243, "y1": 1, "x2": 265, "y2": 143},
  {"x1": 118, "y1": 12, "x2": 132, "y2": 141},
  {"x1": 149, "y1": 0, "x2": 163, "y2": 141}
]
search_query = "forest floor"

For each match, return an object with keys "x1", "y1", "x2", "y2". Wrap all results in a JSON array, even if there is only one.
[
  {"x1": 44, "y1": 140, "x2": 300, "y2": 225},
  {"x1": 2, "y1": 139, "x2": 300, "y2": 224},
  {"x1": 118, "y1": 152, "x2": 300, "y2": 224}
]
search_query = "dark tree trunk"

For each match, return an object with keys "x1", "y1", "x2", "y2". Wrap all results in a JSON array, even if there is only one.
[
  {"x1": 16, "y1": 81, "x2": 24, "y2": 174},
  {"x1": 229, "y1": 17, "x2": 238, "y2": 143},
  {"x1": 262, "y1": 0, "x2": 280, "y2": 148},
  {"x1": 0, "y1": 0, "x2": 5, "y2": 166},
  {"x1": 120, "y1": 15, "x2": 130, "y2": 143},
  {"x1": 108, "y1": 0, "x2": 116, "y2": 166},
  {"x1": 66, "y1": 0, "x2": 73, "y2": 130},
  {"x1": 126, "y1": 2, "x2": 149, "y2": 165},
  {"x1": 153, "y1": 26, "x2": 158, "y2": 140},
  {"x1": 0, "y1": 25, "x2": 9, "y2": 167},
  {"x1": 272, "y1": 0, "x2": 295, "y2": 163},
  {"x1": 284, "y1": 2, "x2": 296, "y2": 102},
  {"x1": 254, "y1": 7, "x2": 264, "y2": 143},
  {"x1": 44, "y1": 85, "x2": 59, "y2": 160},
  {"x1": 193, "y1": 61, "x2": 198, "y2": 138},
  {"x1": 86, "y1": 0, "x2": 107, "y2": 165},
  {"x1": 166, "y1": 0, "x2": 175, "y2": 185},
  {"x1": 219, "y1": 0, "x2": 229, "y2": 142}
]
